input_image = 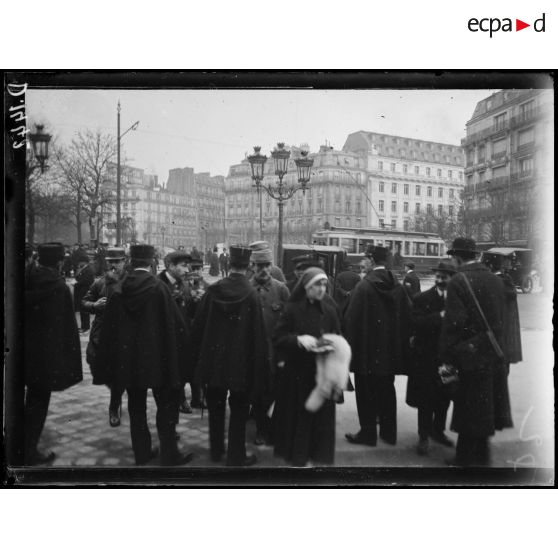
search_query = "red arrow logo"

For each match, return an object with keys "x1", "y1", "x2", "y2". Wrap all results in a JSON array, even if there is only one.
[{"x1": 516, "y1": 19, "x2": 530, "y2": 31}]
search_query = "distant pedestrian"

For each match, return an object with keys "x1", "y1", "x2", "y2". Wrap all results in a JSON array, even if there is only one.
[
  {"x1": 403, "y1": 261, "x2": 421, "y2": 298},
  {"x1": 191, "y1": 246, "x2": 201, "y2": 262},
  {"x1": 209, "y1": 247, "x2": 220, "y2": 276},
  {"x1": 82, "y1": 248, "x2": 128, "y2": 428},
  {"x1": 74, "y1": 256, "x2": 95, "y2": 333},
  {"x1": 97, "y1": 244, "x2": 194, "y2": 465},
  {"x1": 272, "y1": 267, "x2": 342, "y2": 466},
  {"x1": 192, "y1": 245, "x2": 269, "y2": 466},
  {"x1": 344, "y1": 246, "x2": 411, "y2": 447},
  {"x1": 440, "y1": 238, "x2": 509, "y2": 467},
  {"x1": 219, "y1": 247, "x2": 230, "y2": 278},
  {"x1": 405, "y1": 262, "x2": 456, "y2": 456},
  {"x1": 24, "y1": 243, "x2": 82, "y2": 465}
]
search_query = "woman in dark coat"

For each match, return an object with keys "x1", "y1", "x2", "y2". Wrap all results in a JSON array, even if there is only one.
[
  {"x1": 272, "y1": 267, "x2": 341, "y2": 467},
  {"x1": 209, "y1": 247, "x2": 220, "y2": 277}
]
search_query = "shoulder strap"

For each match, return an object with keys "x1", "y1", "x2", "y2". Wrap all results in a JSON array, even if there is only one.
[{"x1": 459, "y1": 272, "x2": 505, "y2": 360}]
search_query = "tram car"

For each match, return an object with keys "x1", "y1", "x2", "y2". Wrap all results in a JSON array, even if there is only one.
[{"x1": 311, "y1": 226, "x2": 449, "y2": 272}]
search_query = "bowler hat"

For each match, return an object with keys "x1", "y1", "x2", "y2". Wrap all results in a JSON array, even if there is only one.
[
  {"x1": 367, "y1": 245, "x2": 389, "y2": 262},
  {"x1": 105, "y1": 248, "x2": 126, "y2": 261},
  {"x1": 130, "y1": 244, "x2": 155, "y2": 260},
  {"x1": 38, "y1": 243, "x2": 65, "y2": 267},
  {"x1": 431, "y1": 261, "x2": 457, "y2": 275},
  {"x1": 251, "y1": 249, "x2": 273, "y2": 264},
  {"x1": 229, "y1": 245, "x2": 252, "y2": 266},
  {"x1": 167, "y1": 251, "x2": 191, "y2": 265},
  {"x1": 404, "y1": 261, "x2": 415, "y2": 269},
  {"x1": 447, "y1": 237, "x2": 478, "y2": 256}
]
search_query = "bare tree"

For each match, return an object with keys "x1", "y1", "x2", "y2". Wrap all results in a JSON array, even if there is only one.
[{"x1": 57, "y1": 130, "x2": 116, "y2": 244}]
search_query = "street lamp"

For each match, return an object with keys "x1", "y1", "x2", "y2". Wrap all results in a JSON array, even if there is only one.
[
  {"x1": 29, "y1": 124, "x2": 52, "y2": 173},
  {"x1": 200, "y1": 224, "x2": 209, "y2": 253},
  {"x1": 248, "y1": 143, "x2": 314, "y2": 268},
  {"x1": 116, "y1": 100, "x2": 139, "y2": 246}
]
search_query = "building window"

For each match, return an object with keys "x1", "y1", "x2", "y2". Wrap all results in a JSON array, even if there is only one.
[
  {"x1": 449, "y1": 205, "x2": 454, "y2": 216},
  {"x1": 459, "y1": 172, "x2": 463, "y2": 180},
  {"x1": 438, "y1": 187, "x2": 443, "y2": 198},
  {"x1": 414, "y1": 165, "x2": 420, "y2": 174},
  {"x1": 519, "y1": 157, "x2": 533, "y2": 175},
  {"x1": 379, "y1": 218, "x2": 385, "y2": 228},
  {"x1": 404, "y1": 184, "x2": 409, "y2": 195},
  {"x1": 426, "y1": 167, "x2": 431, "y2": 176},
  {"x1": 520, "y1": 100, "x2": 535, "y2": 120},
  {"x1": 415, "y1": 185, "x2": 421, "y2": 196},
  {"x1": 427, "y1": 186, "x2": 432, "y2": 197},
  {"x1": 345, "y1": 217, "x2": 351, "y2": 226},
  {"x1": 390, "y1": 162, "x2": 396, "y2": 172},
  {"x1": 492, "y1": 138, "x2": 507, "y2": 159},
  {"x1": 438, "y1": 204, "x2": 443, "y2": 216},
  {"x1": 335, "y1": 217, "x2": 341, "y2": 226},
  {"x1": 391, "y1": 183, "x2": 397, "y2": 194},
  {"x1": 448, "y1": 170, "x2": 453, "y2": 179},
  {"x1": 403, "y1": 220, "x2": 409, "y2": 231},
  {"x1": 427, "y1": 204, "x2": 432, "y2": 214},
  {"x1": 403, "y1": 164, "x2": 408, "y2": 173},
  {"x1": 379, "y1": 182, "x2": 385, "y2": 193},
  {"x1": 437, "y1": 168, "x2": 442, "y2": 178},
  {"x1": 378, "y1": 161, "x2": 383, "y2": 170},
  {"x1": 345, "y1": 201, "x2": 351, "y2": 213},
  {"x1": 518, "y1": 127, "x2": 535, "y2": 147},
  {"x1": 449, "y1": 188, "x2": 454, "y2": 198},
  {"x1": 356, "y1": 201, "x2": 362, "y2": 213},
  {"x1": 391, "y1": 219, "x2": 396, "y2": 229},
  {"x1": 415, "y1": 203, "x2": 421, "y2": 214},
  {"x1": 494, "y1": 112, "x2": 507, "y2": 130},
  {"x1": 403, "y1": 201, "x2": 409, "y2": 213},
  {"x1": 391, "y1": 201, "x2": 397, "y2": 213},
  {"x1": 379, "y1": 200, "x2": 385, "y2": 212}
]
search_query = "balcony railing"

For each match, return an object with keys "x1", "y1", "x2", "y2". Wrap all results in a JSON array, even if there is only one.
[
  {"x1": 462, "y1": 121, "x2": 509, "y2": 146},
  {"x1": 492, "y1": 151, "x2": 508, "y2": 162},
  {"x1": 509, "y1": 106, "x2": 542, "y2": 128},
  {"x1": 463, "y1": 175, "x2": 510, "y2": 196}
]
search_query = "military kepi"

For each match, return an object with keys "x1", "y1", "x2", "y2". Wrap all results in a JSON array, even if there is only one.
[
  {"x1": 38, "y1": 242, "x2": 65, "y2": 266},
  {"x1": 130, "y1": 244, "x2": 155, "y2": 260},
  {"x1": 229, "y1": 245, "x2": 252, "y2": 266},
  {"x1": 167, "y1": 250, "x2": 191, "y2": 265}
]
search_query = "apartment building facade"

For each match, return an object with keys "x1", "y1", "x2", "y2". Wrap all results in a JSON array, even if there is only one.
[{"x1": 460, "y1": 89, "x2": 553, "y2": 250}]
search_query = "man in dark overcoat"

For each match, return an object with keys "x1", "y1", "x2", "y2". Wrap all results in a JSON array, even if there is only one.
[
  {"x1": 344, "y1": 246, "x2": 411, "y2": 446},
  {"x1": 24, "y1": 243, "x2": 83, "y2": 465},
  {"x1": 406, "y1": 261, "x2": 456, "y2": 456},
  {"x1": 403, "y1": 261, "x2": 421, "y2": 298},
  {"x1": 82, "y1": 248, "x2": 127, "y2": 427},
  {"x1": 74, "y1": 255, "x2": 95, "y2": 333},
  {"x1": 249, "y1": 248, "x2": 290, "y2": 445},
  {"x1": 157, "y1": 251, "x2": 198, "y2": 415},
  {"x1": 219, "y1": 247, "x2": 230, "y2": 278},
  {"x1": 333, "y1": 261, "x2": 361, "y2": 317},
  {"x1": 439, "y1": 238, "x2": 507, "y2": 466},
  {"x1": 192, "y1": 245, "x2": 269, "y2": 466},
  {"x1": 97, "y1": 244, "x2": 194, "y2": 466}
]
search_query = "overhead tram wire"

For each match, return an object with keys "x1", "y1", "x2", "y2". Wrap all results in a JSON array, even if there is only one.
[{"x1": 335, "y1": 161, "x2": 383, "y2": 224}]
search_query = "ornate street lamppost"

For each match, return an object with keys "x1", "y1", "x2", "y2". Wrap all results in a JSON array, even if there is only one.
[
  {"x1": 248, "y1": 143, "x2": 314, "y2": 268},
  {"x1": 28, "y1": 124, "x2": 52, "y2": 173},
  {"x1": 160, "y1": 225, "x2": 166, "y2": 252}
]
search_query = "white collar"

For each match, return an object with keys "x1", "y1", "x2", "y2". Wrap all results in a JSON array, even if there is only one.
[
  {"x1": 406, "y1": 269, "x2": 414, "y2": 274},
  {"x1": 165, "y1": 271, "x2": 177, "y2": 285},
  {"x1": 134, "y1": 267, "x2": 151, "y2": 273},
  {"x1": 373, "y1": 266, "x2": 386, "y2": 270}
]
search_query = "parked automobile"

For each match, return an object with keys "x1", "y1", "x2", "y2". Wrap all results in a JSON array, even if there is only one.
[{"x1": 481, "y1": 247, "x2": 538, "y2": 293}]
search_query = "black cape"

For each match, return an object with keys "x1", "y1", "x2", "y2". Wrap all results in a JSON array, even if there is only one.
[
  {"x1": 96, "y1": 270, "x2": 190, "y2": 389},
  {"x1": 192, "y1": 273, "x2": 269, "y2": 401},
  {"x1": 24, "y1": 265, "x2": 83, "y2": 391}
]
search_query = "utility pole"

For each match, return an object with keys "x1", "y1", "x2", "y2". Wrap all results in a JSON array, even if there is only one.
[{"x1": 116, "y1": 101, "x2": 121, "y2": 245}]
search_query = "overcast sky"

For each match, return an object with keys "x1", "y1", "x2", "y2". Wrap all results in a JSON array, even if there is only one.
[{"x1": 27, "y1": 89, "x2": 497, "y2": 180}]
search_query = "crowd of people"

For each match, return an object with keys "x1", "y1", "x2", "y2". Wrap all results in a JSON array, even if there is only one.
[{"x1": 22, "y1": 235, "x2": 522, "y2": 468}]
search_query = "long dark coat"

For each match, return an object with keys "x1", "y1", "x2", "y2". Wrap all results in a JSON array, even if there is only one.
[
  {"x1": 81, "y1": 274, "x2": 122, "y2": 384},
  {"x1": 333, "y1": 270, "x2": 361, "y2": 316},
  {"x1": 24, "y1": 265, "x2": 83, "y2": 391},
  {"x1": 439, "y1": 262, "x2": 511, "y2": 437},
  {"x1": 272, "y1": 296, "x2": 341, "y2": 465},
  {"x1": 209, "y1": 252, "x2": 220, "y2": 276},
  {"x1": 73, "y1": 263, "x2": 95, "y2": 311},
  {"x1": 157, "y1": 270, "x2": 191, "y2": 329},
  {"x1": 96, "y1": 270, "x2": 190, "y2": 389},
  {"x1": 344, "y1": 269, "x2": 411, "y2": 377},
  {"x1": 405, "y1": 285, "x2": 447, "y2": 408},
  {"x1": 498, "y1": 272, "x2": 522, "y2": 364},
  {"x1": 192, "y1": 273, "x2": 269, "y2": 401}
]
